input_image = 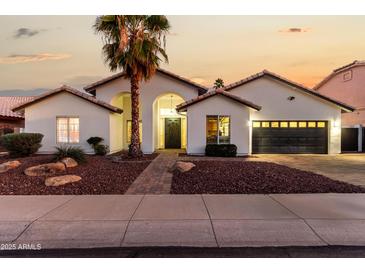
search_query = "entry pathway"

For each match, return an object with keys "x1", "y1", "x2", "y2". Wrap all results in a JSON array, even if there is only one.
[
  {"x1": 126, "y1": 151, "x2": 178, "y2": 194},
  {"x1": 1, "y1": 194, "x2": 365, "y2": 249}
]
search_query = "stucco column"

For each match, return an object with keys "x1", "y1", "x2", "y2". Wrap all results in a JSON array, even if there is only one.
[{"x1": 141, "y1": 97, "x2": 154, "y2": 154}]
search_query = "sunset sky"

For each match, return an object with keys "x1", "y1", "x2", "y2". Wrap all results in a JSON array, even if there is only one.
[{"x1": 0, "y1": 16, "x2": 365, "y2": 94}]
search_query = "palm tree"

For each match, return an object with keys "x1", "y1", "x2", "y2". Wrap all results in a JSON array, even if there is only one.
[
  {"x1": 94, "y1": 15, "x2": 170, "y2": 157},
  {"x1": 214, "y1": 78, "x2": 224, "y2": 89}
]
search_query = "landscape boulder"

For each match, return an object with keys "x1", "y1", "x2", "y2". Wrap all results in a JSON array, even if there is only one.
[
  {"x1": 174, "y1": 161, "x2": 196, "y2": 173},
  {"x1": 24, "y1": 162, "x2": 66, "y2": 176},
  {"x1": 60, "y1": 157, "x2": 78, "y2": 168},
  {"x1": 0, "y1": 160, "x2": 21, "y2": 173},
  {"x1": 45, "y1": 175, "x2": 82, "y2": 186}
]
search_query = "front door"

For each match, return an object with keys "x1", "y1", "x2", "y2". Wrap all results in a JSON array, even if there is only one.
[{"x1": 165, "y1": 118, "x2": 181, "y2": 149}]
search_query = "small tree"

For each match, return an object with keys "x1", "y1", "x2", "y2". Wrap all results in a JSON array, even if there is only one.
[{"x1": 214, "y1": 78, "x2": 224, "y2": 89}]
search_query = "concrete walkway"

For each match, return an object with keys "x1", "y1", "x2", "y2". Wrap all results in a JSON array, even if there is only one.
[
  {"x1": 1, "y1": 194, "x2": 365, "y2": 249},
  {"x1": 248, "y1": 154, "x2": 365, "y2": 187},
  {"x1": 126, "y1": 151, "x2": 178, "y2": 194}
]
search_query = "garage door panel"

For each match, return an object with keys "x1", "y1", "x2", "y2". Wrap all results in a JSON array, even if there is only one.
[{"x1": 252, "y1": 121, "x2": 328, "y2": 154}]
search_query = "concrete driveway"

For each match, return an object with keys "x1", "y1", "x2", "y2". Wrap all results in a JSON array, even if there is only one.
[{"x1": 250, "y1": 154, "x2": 365, "y2": 187}]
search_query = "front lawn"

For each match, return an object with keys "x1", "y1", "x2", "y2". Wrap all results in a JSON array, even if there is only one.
[
  {"x1": 0, "y1": 154, "x2": 153, "y2": 195},
  {"x1": 171, "y1": 161, "x2": 365, "y2": 194}
]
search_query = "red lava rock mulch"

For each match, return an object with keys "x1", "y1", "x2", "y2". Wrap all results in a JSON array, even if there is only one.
[
  {"x1": 171, "y1": 161, "x2": 365, "y2": 194},
  {"x1": 108, "y1": 151, "x2": 158, "y2": 161},
  {"x1": 0, "y1": 155, "x2": 151, "y2": 195}
]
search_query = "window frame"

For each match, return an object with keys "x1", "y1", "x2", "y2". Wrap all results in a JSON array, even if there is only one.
[
  {"x1": 56, "y1": 116, "x2": 80, "y2": 144},
  {"x1": 206, "y1": 115, "x2": 231, "y2": 145}
]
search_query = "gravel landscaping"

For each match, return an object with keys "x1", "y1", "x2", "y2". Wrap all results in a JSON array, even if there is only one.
[
  {"x1": 0, "y1": 154, "x2": 153, "y2": 195},
  {"x1": 171, "y1": 161, "x2": 365, "y2": 194}
]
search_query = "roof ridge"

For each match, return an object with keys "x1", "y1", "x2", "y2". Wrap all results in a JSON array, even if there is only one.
[
  {"x1": 176, "y1": 88, "x2": 261, "y2": 111},
  {"x1": 83, "y1": 68, "x2": 208, "y2": 92},
  {"x1": 12, "y1": 85, "x2": 122, "y2": 114},
  {"x1": 314, "y1": 60, "x2": 365, "y2": 89},
  {"x1": 224, "y1": 69, "x2": 354, "y2": 112}
]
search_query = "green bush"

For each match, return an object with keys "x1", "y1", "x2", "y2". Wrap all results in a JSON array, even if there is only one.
[
  {"x1": 53, "y1": 145, "x2": 86, "y2": 163},
  {"x1": 87, "y1": 136, "x2": 109, "y2": 155},
  {"x1": 94, "y1": 144, "x2": 109, "y2": 156},
  {"x1": 205, "y1": 144, "x2": 237, "y2": 157},
  {"x1": 86, "y1": 136, "x2": 104, "y2": 146},
  {"x1": 0, "y1": 133, "x2": 43, "y2": 156}
]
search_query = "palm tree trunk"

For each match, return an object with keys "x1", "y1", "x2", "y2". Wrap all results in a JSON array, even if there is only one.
[{"x1": 129, "y1": 74, "x2": 143, "y2": 157}]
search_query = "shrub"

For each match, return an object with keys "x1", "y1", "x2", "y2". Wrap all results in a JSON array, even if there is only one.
[
  {"x1": 87, "y1": 136, "x2": 109, "y2": 155},
  {"x1": 94, "y1": 144, "x2": 109, "y2": 156},
  {"x1": 53, "y1": 145, "x2": 86, "y2": 163},
  {"x1": 205, "y1": 144, "x2": 237, "y2": 157},
  {"x1": 87, "y1": 136, "x2": 104, "y2": 147},
  {"x1": 0, "y1": 133, "x2": 43, "y2": 156}
]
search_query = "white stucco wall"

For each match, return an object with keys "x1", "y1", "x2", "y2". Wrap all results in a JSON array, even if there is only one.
[
  {"x1": 24, "y1": 92, "x2": 116, "y2": 154},
  {"x1": 94, "y1": 71, "x2": 201, "y2": 153},
  {"x1": 229, "y1": 77, "x2": 342, "y2": 154},
  {"x1": 186, "y1": 95, "x2": 252, "y2": 155}
]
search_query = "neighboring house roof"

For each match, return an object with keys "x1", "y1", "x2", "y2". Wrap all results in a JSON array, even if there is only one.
[
  {"x1": 83, "y1": 68, "x2": 208, "y2": 92},
  {"x1": 176, "y1": 88, "x2": 262, "y2": 112},
  {"x1": 0, "y1": 96, "x2": 34, "y2": 119},
  {"x1": 224, "y1": 70, "x2": 355, "y2": 112},
  {"x1": 313, "y1": 60, "x2": 365, "y2": 90},
  {"x1": 12, "y1": 85, "x2": 123, "y2": 114}
]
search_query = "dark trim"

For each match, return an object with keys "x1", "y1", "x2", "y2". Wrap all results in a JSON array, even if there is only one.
[
  {"x1": 12, "y1": 86, "x2": 123, "y2": 114},
  {"x1": 176, "y1": 90, "x2": 262, "y2": 112}
]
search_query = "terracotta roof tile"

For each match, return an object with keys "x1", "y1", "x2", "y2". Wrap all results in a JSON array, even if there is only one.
[
  {"x1": 224, "y1": 70, "x2": 355, "y2": 112},
  {"x1": 314, "y1": 60, "x2": 365, "y2": 90},
  {"x1": 0, "y1": 96, "x2": 34, "y2": 119},
  {"x1": 12, "y1": 85, "x2": 123, "y2": 114},
  {"x1": 84, "y1": 68, "x2": 208, "y2": 92}
]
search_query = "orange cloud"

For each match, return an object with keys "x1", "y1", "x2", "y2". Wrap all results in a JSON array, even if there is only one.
[{"x1": 0, "y1": 53, "x2": 71, "y2": 64}]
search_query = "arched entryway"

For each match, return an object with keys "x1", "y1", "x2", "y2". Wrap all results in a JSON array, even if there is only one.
[{"x1": 153, "y1": 93, "x2": 186, "y2": 150}]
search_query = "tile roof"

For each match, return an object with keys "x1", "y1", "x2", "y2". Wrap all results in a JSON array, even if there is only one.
[
  {"x1": 314, "y1": 60, "x2": 365, "y2": 90},
  {"x1": 176, "y1": 88, "x2": 262, "y2": 111},
  {"x1": 12, "y1": 85, "x2": 123, "y2": 114},
  {"x1": 224, "y1": 69, "x2": 355, "y2": 112},
  {"x1": 83, "y1": 68, "x2": 208, "y2": 92},
  {"x1": 0, "y1": 96, "x2": 34, "y2": 119}
]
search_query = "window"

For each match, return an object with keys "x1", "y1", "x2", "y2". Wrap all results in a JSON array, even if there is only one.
[
  {"x1": 127, "y1": 120, "x2": 142, "y2": 143},
  {"x1": 308, "y1": 122, "x2": 316, "y2": 128},
  {"x1": 343, "y1": 70, "x2": 352, "y2": 82},
  {"x1": 289, "y1": 121, "x2": 298, "y2": 128},
  {"x1": 317, "y1": 121, "x2": 326, "y2": 128},
  {"x1": 56, "y1": 117, "x2": 79, "y2": 143},
  {"x1": 262, "y1": 122, "x2": 270, "y2": 128},
  {"x1": 252, "y1": 121, "x2": 261, "y2": 128},
  {"x1": 252, "y1": 121, "x2": 327, "y2": 129},
  {"x1": 299, "y1": 121, "x2": 307, "y2": 128},
  {"x1": 280, "y1": 121, "x2": 288, "y2": 128},
  {"x1": 206, "y1": 115, "x2": 230, "y2": 144},
  {"x1": 271, "y1": 122, "x2": 279, "y2": 128}
]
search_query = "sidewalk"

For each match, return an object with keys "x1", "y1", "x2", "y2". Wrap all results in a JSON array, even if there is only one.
[{"x1": 1, "y1": 194, "x2": 365, "y2": 249}]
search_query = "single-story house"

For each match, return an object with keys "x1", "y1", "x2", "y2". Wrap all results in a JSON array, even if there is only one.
[
  {"x1": 12, "y1": 68, "x2": 354, "y2": 155},
  {"x1": 0, "y1": 96, "x2": 33, "y2": 136}
]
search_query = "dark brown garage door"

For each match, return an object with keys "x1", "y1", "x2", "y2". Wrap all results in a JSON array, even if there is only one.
[{"x1": 252, "y1": 121, "x2": 328, "y2": 154}]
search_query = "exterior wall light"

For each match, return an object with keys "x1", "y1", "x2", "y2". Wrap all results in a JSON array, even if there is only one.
[{"x1": 333, "y1": 120, "x2": 340, "y2": 128}]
